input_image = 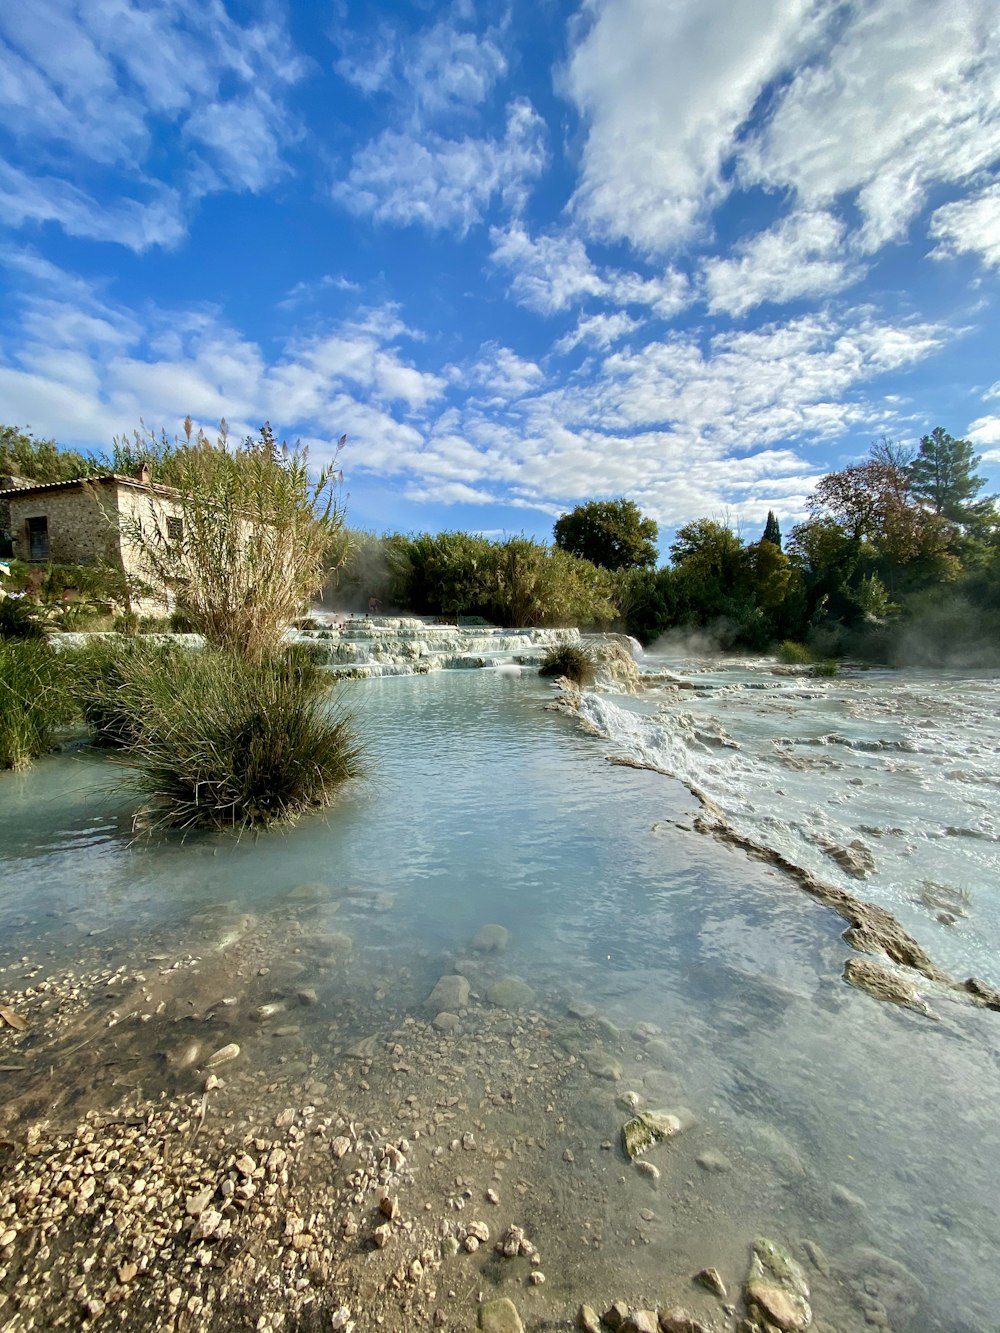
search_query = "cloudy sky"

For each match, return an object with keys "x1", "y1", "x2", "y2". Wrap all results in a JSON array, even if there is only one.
[{"x1": 2, "y1": 0, "x2": 999, "y2": 552}]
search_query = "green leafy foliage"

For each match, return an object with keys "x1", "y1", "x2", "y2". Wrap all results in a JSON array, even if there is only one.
[
  {"x1": 0, "y1": 595, "x2": 44, "y2": 640},
  {"x1": 0, "y1": 426, "x2": 102, "y2": 484},
  {"x1": 907, "y1": 427, "x2": 989, "y2": 524},
  {"x1": 117, "y1": 420, "x2": 348, "y2": 661},
  {"x1": 554, "y1": 498, "x2": 658, "y2": 571}
]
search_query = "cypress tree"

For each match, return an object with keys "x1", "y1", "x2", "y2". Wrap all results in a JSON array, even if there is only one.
[{"x1": 762, "y1": 510, "x2": 782, "y2": 548}]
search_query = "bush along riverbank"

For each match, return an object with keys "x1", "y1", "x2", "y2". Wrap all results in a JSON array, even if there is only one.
[{"x1": 0, "y1": 636, "x2": 362, "y2": 830}]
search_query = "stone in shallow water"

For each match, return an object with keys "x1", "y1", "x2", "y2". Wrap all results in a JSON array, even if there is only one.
[
  {"x1": 432, "y1": 1011, "x2": 461, "y2": 1034},
  {"x1": 478, "y1": 1296, "x2": 524, "y2": 1332},
  {"x1": 621, "y1": 1108, "x2": 690, "y2": 1159},
  {"x1": 471, "y1": 923, "x2": 509, "y2": 954},
  {"x1": 486, "y1": 976, "x2": 535, "y2": 1010},
  {"x1": 696, "y1": 1148, "x2": 733, "y2": 1173},
  {"x1": 426, "y1": 975, "x2": 470, "y2": 1011},
  {"x1": 584, "y1": 1050, "x2": 623, "y2": 1081},
  {"x1": 744, "y1": 1236, "x2": 812, "y2": 1332}
]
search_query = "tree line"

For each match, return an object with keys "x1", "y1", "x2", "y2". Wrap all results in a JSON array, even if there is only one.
[{"x1": 3, "y1": 422, "x2": 998, "y2": 664}]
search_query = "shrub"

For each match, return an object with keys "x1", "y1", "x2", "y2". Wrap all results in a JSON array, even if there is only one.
[
  {"x1": 811, "y1": 659, "x2": 840, "y2": 677},
  {"x1": 117, "y1": 420, "x2": 347, "y2": 661},
  {"x1": 122, "y1": 648, "x2": 362, "y2": 831},
  {"x1": 538, "y1": 643, "x2": 596, "y2": 687},
  {"x1": 0, "y1": 640, "x2": 75, "y2": 770},
  {"x1": 776, "y1": 640, "x2": 814, "y2": 664}
]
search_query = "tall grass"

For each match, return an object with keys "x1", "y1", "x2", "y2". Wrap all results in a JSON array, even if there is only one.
[
  {"x1": 0, "y1": 640, "x2": 75, "y2": 770},
  {"x1": 119, "y1": 648, "x2": 362, "y2": 831},
  {"x1": 68, "y1": 638, "x2": 194, "y2": 748}
]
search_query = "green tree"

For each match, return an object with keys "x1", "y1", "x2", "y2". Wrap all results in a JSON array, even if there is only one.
[
  {"x1": 0, "y1": 425, "x2": 101, "y2": 483},
  {"x1": 554, "y1": 498, "x2": 658, "y2": 571},
  {"x1": 908, "y1": 427, "x2": 990, "y2": 525},
  {"x1": 761, "y1": 510, "x2": 782, "y2": 547}
]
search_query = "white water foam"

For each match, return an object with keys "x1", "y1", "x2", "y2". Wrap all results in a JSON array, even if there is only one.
[{"x1": 578, "y1": 660, "x2": 1000, "y2": 985}]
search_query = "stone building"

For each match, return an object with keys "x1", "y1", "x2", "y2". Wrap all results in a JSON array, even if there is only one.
[{"x1": 0, "y1": 468, "x2": 182, "y2": 596}]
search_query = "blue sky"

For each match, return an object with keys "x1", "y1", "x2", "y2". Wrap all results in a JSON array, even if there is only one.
[{"x1": 2, "y1": 0, "x2": 999, "y2": 556}]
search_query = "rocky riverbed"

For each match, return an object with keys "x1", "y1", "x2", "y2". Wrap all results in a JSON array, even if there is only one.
[{"x1": 0, "y1": 890, "x2": 936, "y2": 1333}]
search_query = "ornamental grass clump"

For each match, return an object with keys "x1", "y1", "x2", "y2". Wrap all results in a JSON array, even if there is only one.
[
  {"x1": 0, "y1": 640, "x2": 75, "y2": 770},
  {"x1": 67, "y1": 637, "x2": 195, "y2": 749},
  {"x1": 538, "y1": 643, "x2": 596, "y2": 687},
  {"x1": 124, "y1": 648, "x2": 362, "y2": 831}
]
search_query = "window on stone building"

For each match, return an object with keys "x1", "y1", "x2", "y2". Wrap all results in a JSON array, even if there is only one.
[
  {"x1": 166, "y1": 516, "x2": 184, "y2": 543},
  {"x1": 27, "y1": 516, "x2": 49, "y2": 561}
]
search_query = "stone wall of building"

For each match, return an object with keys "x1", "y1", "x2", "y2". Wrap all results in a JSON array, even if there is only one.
[{"x1": 6, "y1": 484, "x2": 121, "y2": 567}]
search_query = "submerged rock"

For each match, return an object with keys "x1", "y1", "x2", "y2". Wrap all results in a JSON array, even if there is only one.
[
  {"x1": 426, "y1": 975, "x2": 470, "y2": 1011},
  {"x1": 584, "y1": 1050, "x2": 623, "y2": 1081},
  {"x1": 843, "y1": 958, "x2": 937, "y2": 1018},
  {"x1": 744, "y1": 1236, "x2": 812, "y2": 1331},
  {"x1": 486, "y1": 976, "x2": 535, "y2": 1010},
  {"x1": 471, "y1": 924, "x2": 509, "y2": 954},
  {"x1": 478, "y1": 1296, "x2": 524, "y2": 1332}
]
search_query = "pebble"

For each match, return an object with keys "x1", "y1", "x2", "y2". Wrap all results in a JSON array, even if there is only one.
[{"x1": 205, "y1": 1042, "x2": 240, "y2": 1068}]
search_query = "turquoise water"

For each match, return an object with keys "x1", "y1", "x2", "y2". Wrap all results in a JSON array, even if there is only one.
[{"x1": 2, "y1": 667, "x2": 999, "y2": 1329}]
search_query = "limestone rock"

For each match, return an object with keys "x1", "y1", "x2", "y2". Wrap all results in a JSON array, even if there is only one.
[
  {"x1": 695, "y1": 1266, "x2": 726, "y2": 1298},
  {"x1": 602, "y1": 1302, "x2": 630, "y2": 1330},
  {"x1": 426, "y1": 975, "x2": 470, "y2": 1011},
  {"x1": 471, "y1": 924, "x2": 509, "y2": 954},
  {"x1": 585, "y1": 1051, "x2": 623, "y2": 1081},
  {"x1": 696, "y1": 1149, "x2": 732, "y2": 1173},
  {"x1": 578, "y1": 1305, "x2": 601, "y2": 1333},
  {"x1": 486, "y1": 976, "x2": 535, "y2": 1010},
  {"x1": 621, "y1": 1108, "x2": 684, "y2": 1159},
  {"x1": 478, "y1": 1296, "x2": 524, "y2": 1333},
  {"x1": 622, "y1": 1312, "x2": 658, "y2": 1332},
  {"x1": 433, "y1": 1011, "x2": 461, "y2": 1033},
  {"x1": 744, "y1": 1237, "x2": 812, "y2": 1331},
  {"x1": 658, "y1": 1312, "x2": 712, "y2": 1333},
  {"x1": 843, "y1": 957, "x2": 937, "y2": 1018}
]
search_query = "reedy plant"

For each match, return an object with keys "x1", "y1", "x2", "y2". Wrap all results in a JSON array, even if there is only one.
[
  {"x1": 119, "y1": 647, "x2": 362, "y2": 831},
  {"x1": 116, "y1": 419, "x2": 348, "y2": 662},
  {"x1": 0, "y1": 640, "x2": 75, "y2": 770}
]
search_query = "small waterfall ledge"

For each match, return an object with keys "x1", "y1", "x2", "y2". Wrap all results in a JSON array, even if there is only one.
[
  {"x1": 287, "y1": 615, "x2": 644, "y2": 681},
  {"x1": 286, "y1": 615, "x2": 585, "y2": 677}
]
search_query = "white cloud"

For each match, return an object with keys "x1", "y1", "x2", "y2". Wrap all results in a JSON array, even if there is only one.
[
  {"x1": 0, "y1": 0, "x2": 306, "y2": 246},
  {"x1": 554, "y1": 312, "x2": 642, "y2": 355},
  {"x1": 490, "y1": 222, "x2": 690, "y2": 318},
  {"x1": 743, "y1": 0, "x2": 1000, "y2": 251},
  {"x1": 336, "y1": 18, "x2": 505, "y2": 116},
  {"x1": 703, "y1": 210, "x2": 862, "y2": 316},
  {"x1": 406, "y1": 22, "x2": 506, "y2": 117},
  {"x1": 563, "y1": 0, "x2": 818, "y2": 251},
  {"x1": 0, "y1": 160, "x2": 185, "y2": 252},
  {"x1": 469, "y1": 344, "x2": 544, "y2": 398},
  {"x1": 334, "y1": 99, "x2": 546, "y2": 233},
  {"x1": 967, "y1": 414, "x2": 1000, "y2": 445},
  {"x1": 0, "y1": 254, "x2": 955, "y2": 536},
  {"x1": 489, "y1": 223, "x2": 606, "y2": 313},
  {"x1": 929, "y1": 182, "x2": 1000, "y2": 269}
]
